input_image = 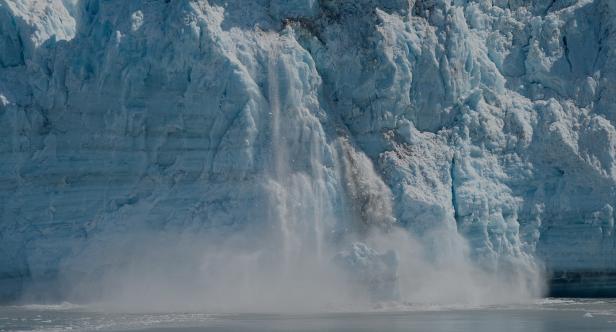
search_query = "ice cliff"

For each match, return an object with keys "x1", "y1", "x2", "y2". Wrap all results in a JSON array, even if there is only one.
[{"x1": 2, "y1": 0, "x2": 616, "y2": 304}]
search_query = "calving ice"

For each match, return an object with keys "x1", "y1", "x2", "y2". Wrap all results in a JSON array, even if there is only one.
[{"x1": 1, "y1": 0, "x2": 615, "y2": 311}]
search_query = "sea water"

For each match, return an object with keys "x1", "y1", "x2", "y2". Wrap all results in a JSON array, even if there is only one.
[{"x1": 1, "y1": 299, "x2": 616, "y2": 332}]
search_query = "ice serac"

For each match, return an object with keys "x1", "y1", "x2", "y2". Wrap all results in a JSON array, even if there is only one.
[{"x1": 1, "y1": 0, "x2": 615, "y2": 302}]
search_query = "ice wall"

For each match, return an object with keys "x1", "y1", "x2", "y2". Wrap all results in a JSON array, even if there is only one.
[{"x1": 1, "y1": 0, "x2": 616, "y2": 304}]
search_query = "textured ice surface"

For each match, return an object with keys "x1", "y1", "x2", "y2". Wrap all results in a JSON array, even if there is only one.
[
  {"x1": 335, "y1": 242, "x2": 399, "y2": 301},
  {"x1": 1, "y1": 0, "x2": 616, "y2": 302}
]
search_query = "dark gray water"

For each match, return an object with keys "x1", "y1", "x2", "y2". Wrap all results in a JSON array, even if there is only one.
[{"x1": 2, "y1": 299, "x2": 616, "y2": 331}]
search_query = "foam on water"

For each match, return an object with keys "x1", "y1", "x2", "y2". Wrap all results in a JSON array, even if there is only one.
[{"x1": 13, "y1": 303, "x2": 83, "y2": 312}]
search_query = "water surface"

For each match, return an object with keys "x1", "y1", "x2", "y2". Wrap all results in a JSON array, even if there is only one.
[{"x1": 2, "y1": 299, "x2": 616, "y2": 331}]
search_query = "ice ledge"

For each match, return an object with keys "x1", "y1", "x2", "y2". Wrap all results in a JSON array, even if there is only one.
[
  {"x1": 0, "y1": 0, "x2": 76, "y2": 65},
  {"x1": 549, "y1": 271, "x2": 616, "y2": 298}
]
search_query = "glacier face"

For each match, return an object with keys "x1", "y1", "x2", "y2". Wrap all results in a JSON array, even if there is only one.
[{"x1": 1, "y1": 0, "x2": 616, "y2": 305}]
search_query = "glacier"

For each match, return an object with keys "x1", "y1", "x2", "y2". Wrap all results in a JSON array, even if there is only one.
[{"x1": 1, "y1": 0, "x2": 616, "y2": 307}]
